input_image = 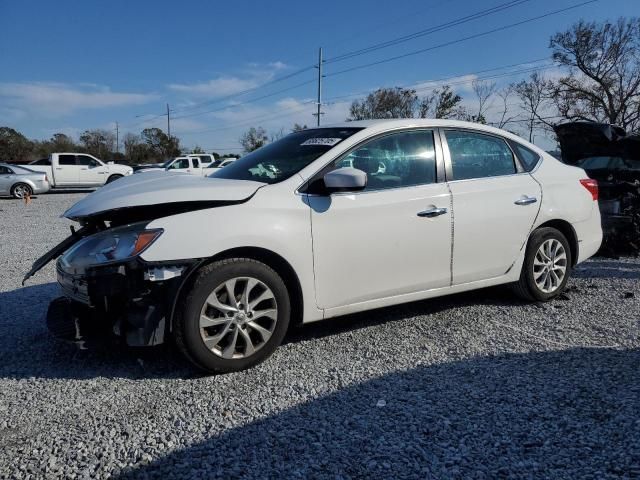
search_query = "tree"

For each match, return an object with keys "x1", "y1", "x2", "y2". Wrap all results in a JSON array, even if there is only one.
[
  {"x1": 550, "y1": 18, "x2": 640, "y2": 132},
  {"x1": 514, "y1": 73, "x2": 555, "y2": 142},
  {"x1": 418, "y1": 85, "x2": 465, "y2": 119},
  {"x1": 191, "y1": 145, "x2": 205, "y2": 154},
  {"x1": 79, "y1": 129, "x2": 116, "y2": 158},
  {"x1": 348, "y1": 87, "x2": 418, "y2": 120},
  {"x1": 470, "y1": 79, "x2": 497, "y2": 124},
  {"x1": 240, "y1": 127, "x2": 268, "y2": 153},
  {"x1": 291, "y1": 123, "x2": 307, "y2": 132},
  {"x1": 123, "y1": 133, "x2": 151, "y2": 164},
  {"x1": 270, "y1": 128, "x2": 285, "y2": 142},
  {"x1": 141, "y1": 128, "x2": 180, "y2": 160},
  {"x1": 495, "y1": 85, "x2": 518, "y2": 129},
  {"x1": 0, "y1": 126, "x2": 33, "y2": 162}
]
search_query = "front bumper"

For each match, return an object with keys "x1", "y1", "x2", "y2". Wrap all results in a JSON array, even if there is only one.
[{"x1": 48, "y1": 257, "x2": 199, "y2": 347}]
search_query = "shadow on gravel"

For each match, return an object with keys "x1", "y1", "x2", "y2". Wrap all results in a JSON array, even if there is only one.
[
  {"x1": 574, "y1": 261, "x2": 640, "y2": 280},
  {"x1": 117, "y1": 347, "x2": 640, "y2": 479}
]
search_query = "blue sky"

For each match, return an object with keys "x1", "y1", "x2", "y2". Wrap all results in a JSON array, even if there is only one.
[{"x1": 0, "y1": 0, "x2": 638, "y2": 153}]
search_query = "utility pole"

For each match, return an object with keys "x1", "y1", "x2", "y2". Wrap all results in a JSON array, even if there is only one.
[
  {"x1": 115, "y1": 121, "x2": 119, "y2": 154},
  {"x1": 313, "y1": 47, "x2": 324, "y2": 127},
  {"x1": 166, "y1": 103, "x2": 171, "y2": 138}
]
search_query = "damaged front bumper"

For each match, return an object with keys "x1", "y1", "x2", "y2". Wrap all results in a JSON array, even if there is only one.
[{"x1": 49, "y1": 258, "x2": 199, "y2": 348}]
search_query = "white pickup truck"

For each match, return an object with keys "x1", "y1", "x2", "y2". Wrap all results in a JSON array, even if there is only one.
[
  {"x1": 29, "y1": 153, "x2": 133, "y2": 188},
  {"x1": 136, "y1": 156, "x2": 237, "y2": 176}
]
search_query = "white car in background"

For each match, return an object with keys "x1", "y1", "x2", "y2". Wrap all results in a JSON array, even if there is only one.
[
  {"x1": 26, "y1": 119, "x2": 602, "y2": 373},
  {"x1": 204, "y1": 157, "x2": 237, "y2": 176},
  {"x1": 136, "y1": 156, "x2": 203, "y2": 175}
]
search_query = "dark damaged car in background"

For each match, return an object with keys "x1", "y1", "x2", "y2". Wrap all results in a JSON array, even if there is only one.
[{"x1": 555, "y1": 121, "x2": 640, "y2": 255}]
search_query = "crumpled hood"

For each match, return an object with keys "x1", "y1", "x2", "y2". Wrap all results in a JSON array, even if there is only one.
[{"x1": 64, "y1": 171, "x2": 265, "y2": 221}]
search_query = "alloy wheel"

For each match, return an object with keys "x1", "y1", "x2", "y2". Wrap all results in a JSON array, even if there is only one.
[
  {"x1": 199, "y1": 276, "x2": 278, "y2": 359},
  {"x1": 533, "y1": 239, "x2": 567, "y2": 293},
  {"x1": 13, "y1": 184, "x2": 31, "y2": 198}
]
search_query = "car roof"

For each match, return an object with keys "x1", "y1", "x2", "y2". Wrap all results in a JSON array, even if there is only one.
[{"x1": 318, "y1": 118, "x2": 547, "y2": 156}]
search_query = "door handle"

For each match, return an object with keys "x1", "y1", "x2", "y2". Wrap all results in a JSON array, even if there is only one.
[
  {"x1": 417, "y1": 207, "x2": 448, "y2": 218},
  {"x1": 514, "y1": 196, "x2": 537, "y2": 206}
]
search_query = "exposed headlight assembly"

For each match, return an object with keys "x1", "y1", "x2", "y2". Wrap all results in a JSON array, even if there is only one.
[{"x1": 60, "y1": 223, "x2": 163, "y2": 272}]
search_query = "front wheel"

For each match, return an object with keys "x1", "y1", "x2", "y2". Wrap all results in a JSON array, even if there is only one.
[
  {"x1": 513, "y1": 227, "x2": 572, "y2": 302},
  {"x1": 106, "y1": 174, "x2": 123, "y2": 184},
  {"x1": 175, "y1": 258, "x2": 290, "y2": 373}
]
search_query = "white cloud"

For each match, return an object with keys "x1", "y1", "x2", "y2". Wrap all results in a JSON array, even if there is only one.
[
  {"x1": 167, "y1": 61, "x2": 290, "y2": 98},
  {"x1": 0, "y1": 82, "x2": 157, "y2": 117}
]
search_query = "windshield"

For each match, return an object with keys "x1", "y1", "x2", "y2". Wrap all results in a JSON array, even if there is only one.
[{"x1": 210, "y1": 128, "x2": 362, "y2": 184}]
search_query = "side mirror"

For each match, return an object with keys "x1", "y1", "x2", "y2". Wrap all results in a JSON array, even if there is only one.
[{"x1": 323, "y1": 167, "x2": 367, "y2": 193}]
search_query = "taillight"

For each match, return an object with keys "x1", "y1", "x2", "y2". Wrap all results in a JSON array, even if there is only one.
[{"x1": 580, "y1": 178, "x2": 598, "y2": 201}]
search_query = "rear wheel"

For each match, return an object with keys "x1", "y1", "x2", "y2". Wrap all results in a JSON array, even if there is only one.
[
  {"x1": 175, "y1": 258, "x2": 290, "y2": 373},
  {"x1": 11, "y1": 183, "x2": 32, "y2": 199},
  {"x1": 513, "y1": 227, "x2": 572, "y2": 301},
  {"x1": 106, "y1": 174, "x2": 123, "y2": 184}
]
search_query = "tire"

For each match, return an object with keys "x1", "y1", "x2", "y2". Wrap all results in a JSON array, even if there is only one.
[
  {"x1": 11, "y1": 183, "x2": 32, "y2": 199},
  {"x1": 175, "y1": 258, "x2": 291, "y2": 373},
  {"x1": 513, "y1": 227, "x2": 572, "y2": 302},
  {"x1": 106, "y1": 174, "x2": 123, "y2": 184}
]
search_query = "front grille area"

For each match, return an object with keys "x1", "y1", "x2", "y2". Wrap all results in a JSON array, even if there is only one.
[{"x1": 57, "y1": 265, "x2": 90, "y2": 305}]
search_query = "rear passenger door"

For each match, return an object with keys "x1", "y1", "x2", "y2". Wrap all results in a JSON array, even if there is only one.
[
  {"x1": 442, "y1": 129, "x2": 541, "y2": 284},
  {"x1": 54, "y1": 155, "x2": 81, "y2": 185}
]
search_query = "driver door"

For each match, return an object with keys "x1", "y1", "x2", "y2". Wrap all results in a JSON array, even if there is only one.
[
  {"x1": 306, "y1": 129, "x2": 452, "y2": 310},
  {"x1": 77, "y1": 155, "x2": 106, "y2": 185}
]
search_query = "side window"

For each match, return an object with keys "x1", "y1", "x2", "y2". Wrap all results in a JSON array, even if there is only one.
[
  {"x1": 0, "y1": 166, "x2": 12, "y2": 175},
  {"x1": 510, "y1": 141, "x2": 540, "y2": 171},
  {"x1": 445, "y1": 130, "x2": 516, "y2": 180},
  {"x1": 192, "y1": 158, "x2": 200, "y2": 168},
  {"x1": 59, "y1": 155, "x2": 77, "y2": 166},
  {"x1": 332, "y1": 130, "x2": 437, "y2": 192},
  {"x1": 198, "y1": 155, "x2": 210, "y2": 164},
  {"x1": 169, "y1": 158, "x2": 189, "y2": 169},
  {"x1": 76, "y1": 155, "x2": 98, "y2": 167}
]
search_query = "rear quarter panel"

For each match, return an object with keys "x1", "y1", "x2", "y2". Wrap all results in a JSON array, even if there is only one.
[{"x1": 530, "y1": 153, "x2": 602, "y2": 263}]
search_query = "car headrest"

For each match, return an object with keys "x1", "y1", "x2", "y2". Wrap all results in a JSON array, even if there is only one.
[{"x1": 352, "y1": 156, "x2": 379, "y2": 174}]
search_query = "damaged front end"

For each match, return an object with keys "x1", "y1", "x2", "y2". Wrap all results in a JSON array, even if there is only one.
[
  {"x1": 36, "y1": 220, "x2": 200, "y2": 348},
  {"x1": 555, "y1": 122, "x2": 640, "y2": 256}
]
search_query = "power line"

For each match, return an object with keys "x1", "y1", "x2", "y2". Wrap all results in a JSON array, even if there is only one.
[
  {"x1": 175, "y1": 101, "x2": 315, "y2": 136},
  {"x1": 171, "y1": 78, "x2": 316, "y2": 120},
  {"x1": 325, "y1": 0, "x2": 598, "y2": 78},
  {"x1": 323, "y1": 60, "x2": 555, "y2": 104},
  {"x1": 325, "y1": 0, "x2": 533, "y2": 64}
]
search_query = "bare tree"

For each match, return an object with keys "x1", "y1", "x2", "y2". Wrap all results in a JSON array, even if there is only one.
[
  {"x1": 471, "y1": 79, "x2": 497, "y2": 123},
  {"x1": 495, "y1": 85, "x2": 518, "y2": 129},
  {"x1": 291, "y1": 123, "x2": 307, "y2": 132},
  {"x1": 514, "y1": 73, "x2": 555, "y2": 142},
  {"x1": 550, "y1": 18, "x2": 640, "y2": 132},
  {"x1": 270, "y1": 128, "x2": 285, "y2": 142},
  {"x1": 240, "y1": 127, "x2": 268, "y2": 153}
]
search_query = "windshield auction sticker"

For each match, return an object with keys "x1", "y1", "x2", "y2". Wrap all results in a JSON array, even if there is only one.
[{"x1": 300, "y1": 138, "x2": 342, "y2": 146}]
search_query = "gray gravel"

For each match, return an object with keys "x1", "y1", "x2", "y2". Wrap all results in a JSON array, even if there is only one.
[{"x1": 0, "y1": 192, "x2": 639, "y2": 479}]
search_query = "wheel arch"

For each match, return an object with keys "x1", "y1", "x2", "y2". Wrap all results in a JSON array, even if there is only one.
[
  {"x1": 169, "y1": 246, "x2": 304, "y2": 331},
  {"x1": 533, "y1": 219, "x2": 579, "y2": 267},
  {"x1": 11, "y1": 181, "x2": 34, "y2": 197}
]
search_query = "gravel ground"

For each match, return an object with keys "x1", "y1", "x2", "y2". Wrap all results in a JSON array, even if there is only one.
[{"x1": 0, "y1": 192, "x2": 639, "y2": 479}]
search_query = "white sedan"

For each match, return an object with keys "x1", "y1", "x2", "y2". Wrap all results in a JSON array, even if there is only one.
[{"x1": 27, "y1": 119, "x2": 602, "y2": 373}]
